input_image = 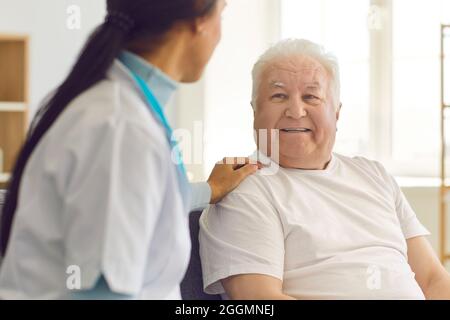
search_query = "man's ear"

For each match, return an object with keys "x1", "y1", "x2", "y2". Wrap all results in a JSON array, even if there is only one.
[{"x1": 336, "y1": 103, "x2": 342, "y2": 121}]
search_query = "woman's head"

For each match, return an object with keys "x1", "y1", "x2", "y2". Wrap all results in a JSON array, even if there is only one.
[
  {"x1": 108, "y1": 0, "x2": 226, "y2": 82},
  {"x1": 179, "y1": 0, "x2": 227, "y2": 82},
  {"x1": 0, "y1": 0, "x2": 224, "y2": 255}
]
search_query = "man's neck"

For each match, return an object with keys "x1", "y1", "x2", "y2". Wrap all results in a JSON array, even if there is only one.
[{"x1": 277, "y1": 155, "x2": 332, "y2": 170}]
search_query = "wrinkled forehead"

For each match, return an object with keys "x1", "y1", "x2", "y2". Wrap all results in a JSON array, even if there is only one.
[{"x1": 261, "y1": 55, "x2": 330, "y2": 90}]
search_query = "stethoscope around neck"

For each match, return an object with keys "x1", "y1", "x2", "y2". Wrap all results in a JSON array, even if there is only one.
[{"x1": 130, "y1": 71, "x2": 191, "y2": 210}]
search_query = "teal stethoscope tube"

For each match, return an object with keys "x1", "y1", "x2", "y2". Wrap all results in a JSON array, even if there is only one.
[{"x1": 131, "y1": 72, "x2": 190, "y2": 208}]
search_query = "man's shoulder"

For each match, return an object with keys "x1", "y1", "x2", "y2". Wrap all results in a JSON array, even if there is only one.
[
  {"x1": 200, "y1": 170, "x2": 280, "y2": 230},
  {"x1": 230, "y1": 167, "x2": 278, "y2": 198},
  {"x1": 333, "y1": 153, "x2": 396, "y2": 190},
  {"x1": 335, "y1": 152, "x2": 373, "y2": 165},
  {"x1": 335, "y1": 153, "x2": 387, "y2": 175},
  {"x1": 201, "y1": 170, "x2": 279, "y2": 218}
]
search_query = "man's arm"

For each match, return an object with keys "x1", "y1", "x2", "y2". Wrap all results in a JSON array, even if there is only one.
[
  {"x1": 407, "y1": 236, "x2": 450, "y2": 299},
  {"x1": 199, "y1": 189, "x2": 286, "y2": 297},
  {"x1": 221, "y1": 274, "x2": 296, "y2": 300}
]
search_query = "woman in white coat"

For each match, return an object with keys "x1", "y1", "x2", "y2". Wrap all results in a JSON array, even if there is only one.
[{"x1": 0, "y1": 0, "x2": 258, "y2": 299}]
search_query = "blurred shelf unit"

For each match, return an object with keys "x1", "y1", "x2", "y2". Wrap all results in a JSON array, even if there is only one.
[
  {"x1": 0, "y1": 102, "x2": 27, "y2": 112},
  {"x1": 0, "y1": 34, "x2": 29, "y2": 189},
  {"x1": 439, "y1": 24, "x2": 450, "y2": 264},
  {"x1": 0, "y1": 173, "x2": 11, "y2": 184}
]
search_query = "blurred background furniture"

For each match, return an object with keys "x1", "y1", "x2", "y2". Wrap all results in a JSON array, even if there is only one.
[
  {"x1": 0, "y1": 33, "x2": 29, "y2": 189},
  {"x1": 0, "y1": 189, "x2": 5, "y2": 264},
  {"x1": 439, "y1": 24, "x2": 450, "y2": 264}
]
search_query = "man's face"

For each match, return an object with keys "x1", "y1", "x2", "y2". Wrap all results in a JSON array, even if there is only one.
[{"x1": 253, "y1": 55, "x2": 340, "y2": 169}]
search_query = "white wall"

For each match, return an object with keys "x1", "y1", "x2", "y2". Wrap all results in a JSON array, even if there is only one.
[
  {"x1": 168, "y1": 0, "x2": 281, "y2": 182},
  {"x1": 202, "y1": 0, "x2": 281, "y2": 180},
  {"x1": 0, "y1": 0, "x2": 106, "y2": 117}
]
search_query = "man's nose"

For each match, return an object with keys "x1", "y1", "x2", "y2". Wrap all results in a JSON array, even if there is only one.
[{"x1": 285, "y1": 98, "x2": 307, "y2": 119}]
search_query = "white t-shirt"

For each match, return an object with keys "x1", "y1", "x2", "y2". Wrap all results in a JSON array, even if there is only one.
[{"x1": 199, "y1": 153, "x2": 430, "y2": 299}]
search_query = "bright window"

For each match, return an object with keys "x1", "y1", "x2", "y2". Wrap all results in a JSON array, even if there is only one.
[
  {"x1": 282, "y1": 0, "x2": 450, "y2": 177},
  {"x1": 391, "y1": 0, "x2": 449, "y2": 176},
  {"x1": 281, "y1": 0, "x2": 371, "y2": 158}
]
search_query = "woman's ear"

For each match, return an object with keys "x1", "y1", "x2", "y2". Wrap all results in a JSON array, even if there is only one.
[
  {"x1": 192, "y1": 15, "x2": 209, "y2": 36},
  {"x1": 178, "y1": 15, "x2": 205, "y2": 37}
]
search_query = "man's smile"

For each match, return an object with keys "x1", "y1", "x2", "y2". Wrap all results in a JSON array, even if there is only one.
[{"x1": 280, "y1": 127, "x2": 312, "y2": 133}]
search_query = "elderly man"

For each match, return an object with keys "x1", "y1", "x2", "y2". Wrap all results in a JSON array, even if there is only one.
[{"x1": 199, "y1": 39, "x2": 450, "y2": 300}]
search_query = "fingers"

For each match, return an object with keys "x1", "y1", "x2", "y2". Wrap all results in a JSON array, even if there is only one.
[
  {"x1": 207, "y1": 157, "x2": 262, "y2": 204},
  {"x1": 234, "y1": 163, "x2": 259, "y2": 180},
  {"x1": 217, "y1": 157, "x2": 259, "y2": 169},
  {"x1": 232, "y1": 163, "x2": 246, "y2": 170},
  {"x1": 218, "y1": 157, "x2": 247, "y2": 165},
  {"x1": 233, "y1": 160, "x2": 264, "y2": 170}
]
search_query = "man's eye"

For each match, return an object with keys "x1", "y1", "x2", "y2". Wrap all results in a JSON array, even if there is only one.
[
  {"x1": 303, "y1": 94, "x2": 320, "y2": 100},
  {"x1": 271, "y1": 93, "x2": 288, "y2": 100}
]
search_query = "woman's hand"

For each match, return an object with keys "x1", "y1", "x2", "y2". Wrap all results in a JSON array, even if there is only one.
[{"x1": 207, "y1": 157, "x2": 261, "y2": 204}]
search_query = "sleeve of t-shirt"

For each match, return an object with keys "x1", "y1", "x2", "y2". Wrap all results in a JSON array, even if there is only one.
[
  {"x1": 199, "y1": 191, "x2": 285, "y2": 295},
  {"x1": 374, "y1": 162, "x2": 430, "y2": 240}
]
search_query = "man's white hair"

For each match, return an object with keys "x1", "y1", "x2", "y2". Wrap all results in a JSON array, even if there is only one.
[{"x1": 251, "y1": 39, "x2": 341, "y2": 108}]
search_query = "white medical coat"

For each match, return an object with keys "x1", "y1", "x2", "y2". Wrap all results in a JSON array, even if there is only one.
[{"x1": 0, "y1": 60, "x2": 191, "y2": 299}]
